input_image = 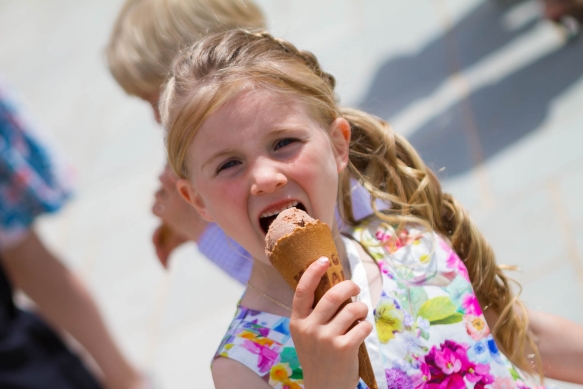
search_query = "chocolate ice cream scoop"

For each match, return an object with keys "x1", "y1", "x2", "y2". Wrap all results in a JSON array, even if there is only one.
[
  {"x1": 265, "y1": 207, "x2": 317, "y2": 254},
  {"x1": 265, "y1": 207, "x2": 378, "y2": 389}
]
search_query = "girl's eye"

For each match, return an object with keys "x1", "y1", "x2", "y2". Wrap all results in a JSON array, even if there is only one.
[
  {"x1": 274, "y1": 138, "x2": 297, "y2": 150},
  {"x1": 217, "y1": 159, "x2": 240, "y2": 173}
]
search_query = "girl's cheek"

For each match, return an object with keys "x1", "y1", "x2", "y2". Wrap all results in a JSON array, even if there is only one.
[
  {"x1": 199, "y1": 181, "x2": 237, "y2": 210},
  {"x1": 292, "y1": 154, "x2": 320, "y2": 176}
]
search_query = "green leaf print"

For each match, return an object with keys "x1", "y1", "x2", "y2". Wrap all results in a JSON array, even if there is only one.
[
  {"x1": 280, "y1": 347, "x2": 300, "y2": 370},
  {"x1": 401, "y1": 287, "x2": 428, "y2": 316},
  {"x1": 429, "y1": 312, "x2": 463, "y2": 325},
  {"x1": 509, "y1": 366, "x2": 521, "y2": 380},
  {"x1": 290, "y1": 368, "x2": 303, "y2": 380},
  {"x1": 396, "y1": 279, "x2": 408, "y2": 292},
  {"x1": 445, "y1": 276, "x2": 472, "y2": 307},
  {"x1": 396, "y1": 267, "x2": 414, "y2": 281},
  {"x1": 417, "y1": 296, "x2": 457, "y2": 322},
  {"x1": 419, "y1": 328, "x2": 430, "y2": 340}
]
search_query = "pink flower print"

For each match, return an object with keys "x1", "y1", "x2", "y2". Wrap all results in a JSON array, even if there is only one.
[
  {"x1": 412, "y1": 363, "x2": 431, "y2": 389},
  {"x1": 443, "y1": 340, "x2": 470, "y2": 356},
  {"x1": 376, "y1": 229, "x2": 392, "y2": 243},
  {"x1": 398, "y1": 228, "x2": 423, "y2": 246},
  {"x1": 446, "y1": 251, "x2": 470, "y2": 282},
  {"x1": 465, "y1": 362, "x2": 493, "y2": 384},
  {"x1": 515, "y1": 380, "x2": 531, "y2": 389},
  {"x1": 376, "y1": 227, "x2": 414, "y2": 253},
  {"x1": 241, "y1": 339, "x2": 279, "y2": 373},
  {"x1": 416, "y1": 340, "x2": 493, "y2": 389},
  {"x1": 461, "y1": 293, "x2": 482, "y2": 316},
  {"x1": 439, "y1": 239, "x2": 451, "y2": 251},
  {"x1": 434, "y1": 348, "x2": 462, "y2": 375},
  {"x1": 435, "y1": 374, "x2": 466, "y2": 389},
  {"x1": 378, "y1": 260, "x2": 391, "y2": 276},
  {"x1": 464, "y1": 314, "x2": 490, "y2": 341},
  {"x1": 492, "y1": 377, "x2": 515, "y2": 389}
]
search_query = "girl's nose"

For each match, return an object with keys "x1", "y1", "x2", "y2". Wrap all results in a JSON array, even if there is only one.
[{"x1": 250, "y1": 162, "x2": 287, "y2": 195}]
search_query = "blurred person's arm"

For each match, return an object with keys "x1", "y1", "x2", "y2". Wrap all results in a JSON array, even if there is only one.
[
  {"x1": 528, "y1": 309, "x2": 583, "y2": 383},
  {"x1": 485, "y1": 307, "x2": 583, "y2": 383},
  {"x1": 1, "y1": 229, "x2": 144, "y2": 389}
]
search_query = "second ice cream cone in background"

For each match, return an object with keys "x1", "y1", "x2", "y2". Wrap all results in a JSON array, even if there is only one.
[{"x1": 265, "y1": 208, "x2": 378, "y2": 389}]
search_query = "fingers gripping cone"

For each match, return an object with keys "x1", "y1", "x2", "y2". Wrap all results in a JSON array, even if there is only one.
[{"x1": 265, "y1": 208, "x2": 378, "y2": 389}]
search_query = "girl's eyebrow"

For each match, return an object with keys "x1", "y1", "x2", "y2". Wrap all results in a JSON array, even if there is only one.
[
  {"x1": 201, "y1": 148, "x2": 236, "y2": 171},
  {"x1": 269, "y1": 128, "x2": 296, "y2": 135}
]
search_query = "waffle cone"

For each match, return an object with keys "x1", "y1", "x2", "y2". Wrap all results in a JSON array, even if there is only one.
[{"x1": 267, "y1": 220, "x2": 378, "y2": 389}]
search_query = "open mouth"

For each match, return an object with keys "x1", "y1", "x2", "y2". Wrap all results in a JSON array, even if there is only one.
[{"x1": 259, "y1": 201, "x2": 307, "y2": 234}]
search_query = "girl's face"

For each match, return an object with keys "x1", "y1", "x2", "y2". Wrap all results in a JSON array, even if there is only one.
[{"x1": 177, "y1": 88, "x2": 351, "y2": 262}]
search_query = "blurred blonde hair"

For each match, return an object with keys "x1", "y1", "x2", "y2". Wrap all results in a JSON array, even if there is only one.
[
  {"x1": 160, "y1": 29, "x2": 540, "y2": 377},
  {"x1": 105, "y1": 0, "x2": 265, "y2": 97}
]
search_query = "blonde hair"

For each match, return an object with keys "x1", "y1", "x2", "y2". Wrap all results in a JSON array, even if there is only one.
[
  {"x1": 105, "y1": 0, "x2": 265, "y2": 97},
  {"x1": 161, "y1": 29, "x2": 539, "y2": 376}
]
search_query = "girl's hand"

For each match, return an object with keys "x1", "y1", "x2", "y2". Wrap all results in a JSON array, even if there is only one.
[{"x1": 289, "y1": 257, "x2": 372, "y2": 389}]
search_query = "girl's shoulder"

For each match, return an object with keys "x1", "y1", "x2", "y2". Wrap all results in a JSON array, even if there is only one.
[{"x1": 213, "y1": 305, "x2": 303, "y2": 388}]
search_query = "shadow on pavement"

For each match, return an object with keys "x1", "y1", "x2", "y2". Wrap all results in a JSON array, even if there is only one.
[{"x1": 358, "y1": 0, "x2": 583, "y2": 178}]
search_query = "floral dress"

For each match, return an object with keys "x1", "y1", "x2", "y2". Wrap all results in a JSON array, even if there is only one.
[{"x1": 214, "y1": 217, "x2": 552, "y2": 389}]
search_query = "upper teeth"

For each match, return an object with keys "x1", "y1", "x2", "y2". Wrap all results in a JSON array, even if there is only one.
[{"x1": 260, "y1": 201, "x2": 299, "y2": 218}]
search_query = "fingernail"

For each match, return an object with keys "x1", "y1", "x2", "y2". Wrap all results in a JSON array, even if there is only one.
[{"x1": 317, "y1": 257, "x2": 329, "y2": 264}]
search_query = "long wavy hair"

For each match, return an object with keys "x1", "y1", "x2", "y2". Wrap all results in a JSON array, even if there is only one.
[{"x1": 160, "y1": 29, "x2": 539, "y2": 376}]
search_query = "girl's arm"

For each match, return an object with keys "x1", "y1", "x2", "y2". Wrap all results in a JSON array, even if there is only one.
[
  {"x1": 528, "y1": 309, "x2": 583, "y2": 383},
  {"x1": 1, "y1": 229, "x2": 143, "y2": 389},
  {"x1": 289, "y1": 257, "x2": 372, "y2": 389},
  {"x1": 212, "y1": 357, "x2": 272, "y2": 389}
]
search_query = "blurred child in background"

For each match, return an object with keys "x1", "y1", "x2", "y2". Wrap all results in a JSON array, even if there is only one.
[{"x1": 105, "y1": 0, "x2": 265, "y2": 280}]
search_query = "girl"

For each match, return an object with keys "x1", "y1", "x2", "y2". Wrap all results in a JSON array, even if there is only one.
[{"x1": 160, "y1": 29, "x2": 583, "y2": 388}]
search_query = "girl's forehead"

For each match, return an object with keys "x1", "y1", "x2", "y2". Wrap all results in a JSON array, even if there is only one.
[
  {"x1": 188, "y1": 89, "x2": 327, "y2": 154},
  {"x1": 202, "y1": 88, "x2": 317, "y2": 130}
]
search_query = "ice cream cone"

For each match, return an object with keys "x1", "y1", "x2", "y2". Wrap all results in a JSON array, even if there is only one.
[{"x1": 266, "y1": 209, "x2": 378, "y2": 389}]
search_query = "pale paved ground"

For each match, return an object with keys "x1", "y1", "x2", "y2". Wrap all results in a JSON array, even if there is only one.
[{"x1": 0, "y1": 0, "x2": 582, "y2": 388}]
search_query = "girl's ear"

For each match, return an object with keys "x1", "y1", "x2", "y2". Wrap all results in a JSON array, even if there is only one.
[
  {"x1": 329, "y1": 117, "x2": 351, "y2": 173},
  {"x1": 176, "y1": 179, "x2": 215, "y2": 222}
]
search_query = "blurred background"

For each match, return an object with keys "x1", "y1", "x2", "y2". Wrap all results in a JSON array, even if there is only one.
[{"x1": 1, "y1": 0, "x2": 582, "y2": 387}]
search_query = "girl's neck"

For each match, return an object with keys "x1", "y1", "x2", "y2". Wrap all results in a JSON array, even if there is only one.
[{"x1": 242, "y1": 222, "x2": 351, "y2": 316}]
